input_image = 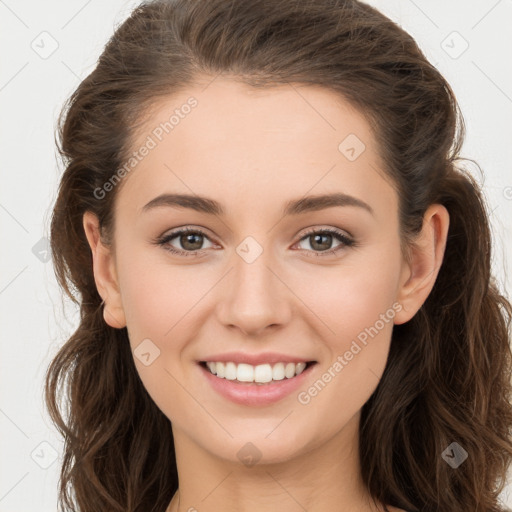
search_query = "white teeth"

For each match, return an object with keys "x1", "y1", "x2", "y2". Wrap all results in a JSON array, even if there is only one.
[
  {"x1": 224, "y1": 362, "x2": 237, "y2": 380},
  {"x1": 254, "y1": 364, "x2": 273, "y2": 383},
  {"x1": 215, "y1": 362, "x2": 225, "y2": 378},
  {"x1": 237, "y1": 363, "x2": 254, "y2": 382},
  {"x1": 295, "y1": 362, "x2": 307, "y2": 375},
  {"x1": 285, "y1": 362, "x2": 296, "y2": 378},
  {"x1": 204, "y1": 361, "x2": 310, "y2": 383},
  {"x1": 272, "y1": 362, "x2": 285, "y2": 381}
]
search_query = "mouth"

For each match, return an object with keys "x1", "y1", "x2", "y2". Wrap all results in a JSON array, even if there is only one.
[
  {"x1": 198, "y1": 360, "x2": 318, "y2": 386},
  {"x1": 197, "y1": 359, "x2": 318, "y2": 406}
]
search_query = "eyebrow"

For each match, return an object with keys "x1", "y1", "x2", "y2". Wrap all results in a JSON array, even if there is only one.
[{"x1": 141, "y1": 192, "x2": 374, "y2": 217}]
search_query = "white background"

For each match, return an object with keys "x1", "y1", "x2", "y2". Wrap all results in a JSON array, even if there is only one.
[{"x1": 1, "y1": 0, "x2": 511, "y2": 510}]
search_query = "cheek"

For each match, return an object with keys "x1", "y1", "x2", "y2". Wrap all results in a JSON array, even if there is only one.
[
  {"x1": 115, "y1": 251, "x2": 203, "y2": 421},
  {"x1": 293, "y1": 279, "x2": 398, "y2": 438},
  {"x1": 293, "y1": 246, "x2": 402, "y2": 404},
  {"x1": 293, "y1": 248, "x2": 402, "y2": 423},
  {"x1": 116, "y1": 249, "x2": 208, "y2": 343},
  {"x1": 301, "y1": 249, "x2": 402, "y2": 346}
]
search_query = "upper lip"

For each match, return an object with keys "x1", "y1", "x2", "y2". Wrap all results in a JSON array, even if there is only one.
[{"x1": 198, "y1": 352, "x2": 316, "y2": 366}]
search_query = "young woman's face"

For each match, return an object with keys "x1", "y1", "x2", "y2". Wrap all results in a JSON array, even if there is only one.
[{"x1": 87, "y1": 77, "x2": 433, "y2": 465}]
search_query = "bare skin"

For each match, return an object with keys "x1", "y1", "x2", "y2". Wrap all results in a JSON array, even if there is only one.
[{"x1": 83, "y1": 77, "x2": 449, "y2": 512}]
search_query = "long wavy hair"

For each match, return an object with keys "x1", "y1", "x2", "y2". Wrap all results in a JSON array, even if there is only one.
[{"x1": 44, "y1": 0, "x2": 512, "y2": 511}]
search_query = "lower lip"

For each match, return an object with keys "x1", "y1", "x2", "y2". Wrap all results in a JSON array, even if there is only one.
[{"x1": 198, "y1": 362, "x2": 317, "y2": 406}]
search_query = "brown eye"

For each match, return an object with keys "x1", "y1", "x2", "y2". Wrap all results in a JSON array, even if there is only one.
[
  {"x1": 179, "y1": 232, "x2": 204, "y2": 251},
  {"x1": 308, "y1": 233, "x2": 334, "y2": 251},
  {"x1": 156, "y1": 228, "x2": 215, "y2": 256},
  {"x1": 295, "y1": 228, "x2": 355, "y2": 256}
]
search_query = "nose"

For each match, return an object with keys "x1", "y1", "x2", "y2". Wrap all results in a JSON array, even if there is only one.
[{"x1": 216, "y1": 245, "x2": 292, "y2": 337}]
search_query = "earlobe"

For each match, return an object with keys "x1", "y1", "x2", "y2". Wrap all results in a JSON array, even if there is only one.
[
  {"x1": 82, "y1": 211, "x2": 127, "y2": 329},
  {"x1": 394, "y1": 204, "x2": 450, "y2": 325}
]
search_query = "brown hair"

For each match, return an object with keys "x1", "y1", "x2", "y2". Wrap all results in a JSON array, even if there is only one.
[{"x1": 45, "y1": 0, "x2": 512, "y2": 511}]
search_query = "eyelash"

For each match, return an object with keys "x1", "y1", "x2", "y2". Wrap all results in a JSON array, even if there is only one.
[{"x1": 153, "y1": 226, "x2": 356, "y2": 258}]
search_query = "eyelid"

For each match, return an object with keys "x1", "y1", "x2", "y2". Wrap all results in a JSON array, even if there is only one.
[
  {"x1": 158, "y1": 225, "x2": 214, "y2": 241},
  {"x1": 155, "y1": 226, "x2": 216, "y2": 253},
  {"x1": 297, "y1": 225, "x2": 354, "y2": 240},
  {"x1": 293, "y1": 226, "x2": 355, "y2": 253}
]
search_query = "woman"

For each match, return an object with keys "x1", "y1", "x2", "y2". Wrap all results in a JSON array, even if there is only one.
[{"x1": 45, "y1": 0, "x2": 512, "y2": 511}]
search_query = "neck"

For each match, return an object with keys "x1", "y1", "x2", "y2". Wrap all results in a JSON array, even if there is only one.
[{"x1": 166, "y1": 411, "x2": 388, "y2": 512}]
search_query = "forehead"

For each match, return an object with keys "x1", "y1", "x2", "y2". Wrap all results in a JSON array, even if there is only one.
[{"x1": 116, "y1": 77, "x2": 396, "y2": 221}]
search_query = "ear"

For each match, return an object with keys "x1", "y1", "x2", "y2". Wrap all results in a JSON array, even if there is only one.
[
  {"x1": 83, "y1": 211, "x2": 126, "y2": 329},
  {"x1": 394, "y1": 204, "x2": 450, "y2": 325}
]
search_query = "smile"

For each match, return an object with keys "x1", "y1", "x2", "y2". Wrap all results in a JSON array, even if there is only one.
[
  {"x1": 198, "y1": 360, "x2": 318, "y2": 406},
  {"x1": 201, "y1": 361, "x2": 314, "y2": 384}
]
